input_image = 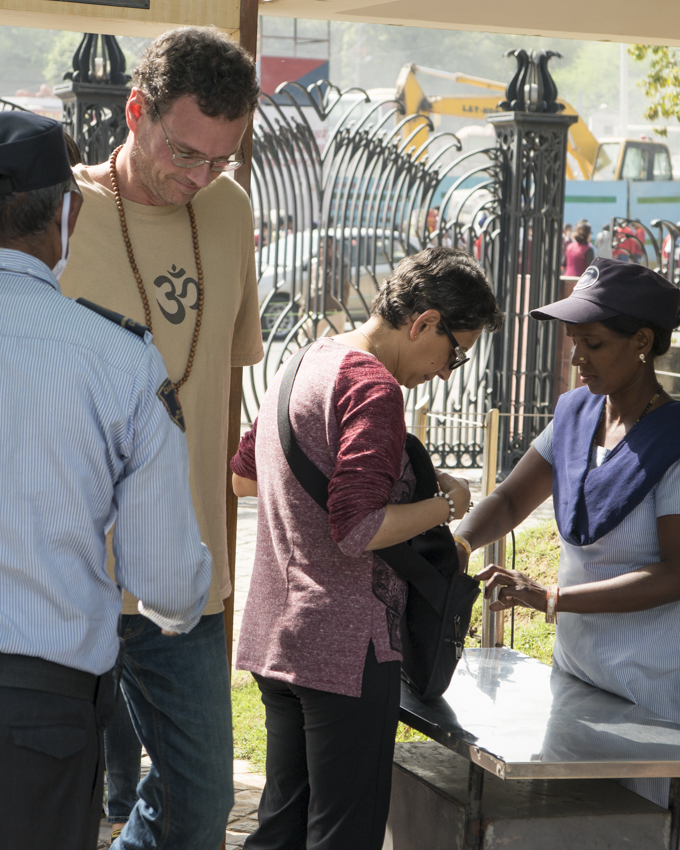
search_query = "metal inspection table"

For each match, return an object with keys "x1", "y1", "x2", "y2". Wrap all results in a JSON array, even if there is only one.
[{"x1": 400, "y1": 647, "x2": 680, "y2": 850}]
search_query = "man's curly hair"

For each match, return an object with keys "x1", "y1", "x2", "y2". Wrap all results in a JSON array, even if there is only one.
[{"x1": 133, "y1": 27, "x2": 260, "y2": 121}]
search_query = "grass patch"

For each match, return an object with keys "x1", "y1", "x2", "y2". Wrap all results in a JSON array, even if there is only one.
[
  {"x1": 468, "y1": 519, "x2": 560, "y2": 666},
  {"x1": 231, "y1": 672, "x2": 267, "y2": 774},
  {"x1": 232, "y1": 519, "x2": 561, "y2": 767},
  {"x1": 396, "y1": 723, "x2": 429, "y2": 743},
  {"x1": 232, "y1": 677, "x2": 431, "y2": 758}
]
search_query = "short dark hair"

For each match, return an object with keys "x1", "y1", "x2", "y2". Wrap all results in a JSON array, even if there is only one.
[
  {"x1": 64, "y1": 132, "x2": 83, "y2": 167},
  {"x1": 0, "y1": 180, "x2": 70, "y2": 245},
  {"x1": 600, "y1": 314, "x2": 672, "y2": 357},
  {"x1": 133, "y1": 27, "x2": 260, "y2": 121},
  {"x1": 371, "y1": 247, "x2": 504, "y2": 334},
  {"x1": 573, "y1": 219, "x2": 591, "y2": 244}
]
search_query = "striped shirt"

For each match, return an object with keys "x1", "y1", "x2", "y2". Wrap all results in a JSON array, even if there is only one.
[
  {"x1": 0, "y1": 249, "x2": 211, "y2": 676},
  {"x1": 535, "y1": 420, "x2": 680, "y2": 806}
]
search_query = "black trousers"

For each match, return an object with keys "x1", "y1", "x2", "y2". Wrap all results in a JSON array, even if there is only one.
[
  {"x1": 0, "y1": 662, "x2": 116, "y2": 850},
  {"x1": 244, "y1": 642, "x2": 401, "y2": 850}
]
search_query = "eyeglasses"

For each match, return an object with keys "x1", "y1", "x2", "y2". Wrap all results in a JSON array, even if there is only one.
[
  {"x1": 155, "y1": 106, "x2": 244, "y2": 172},
  {"x1": 439, "y1": 322, "x2": 470, "y2": 371}
]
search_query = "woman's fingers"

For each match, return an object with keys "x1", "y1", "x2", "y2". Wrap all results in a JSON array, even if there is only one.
[
  {"x1": 473, "y1": 565, "x2": 548, "y2": 613},
  {"x1": 474, "y1": 564, "x2": 509, "y2": 582},
  {"x1": 436, "y1": 470, "x2": 471, "y2": 518}
]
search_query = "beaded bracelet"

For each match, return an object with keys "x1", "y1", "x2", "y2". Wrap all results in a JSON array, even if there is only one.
[
  {"x1": 434, "y1": 490, "x2": 456, "y2": 525},
  {"x1": 545, "y1": 585, "x2": 559, "y2": 624}
]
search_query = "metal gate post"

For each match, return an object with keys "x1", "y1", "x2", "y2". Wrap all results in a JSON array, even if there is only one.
[
  {"x1": 480, "y1": 409, "x2": 505, "y2": 648},
  {"x1": 486, "y1": 51, "x2": 578, "y2": 472},
  {"x1": 55, "y1": 34, "x2": 130, "y2": 165}
]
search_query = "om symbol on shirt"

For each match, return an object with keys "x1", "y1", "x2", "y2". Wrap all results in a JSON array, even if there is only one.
[{"x1": 153, "y1": 265, "x2": 199, "y2": 325}]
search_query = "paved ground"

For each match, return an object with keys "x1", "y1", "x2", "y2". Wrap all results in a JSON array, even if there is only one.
[
  {"x1": 96, "y1": 468, "x2": 554, "y2": 847},
  {"x1": 96, "y1": 756, "x2": 265, "y2": 848}
]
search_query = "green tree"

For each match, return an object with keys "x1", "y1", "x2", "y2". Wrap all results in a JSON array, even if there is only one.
[
  {"x1": 327, "y1": 23, "x2": 653, "y2": 127},
  {"x1": 550, "y1": 41, "x2": 621, "y2": 115},
  {"x1": 43, "y1": 31, "x2": 82, "y2": 86},
  {"x1": 0, "y1": 27, "x2": 151, "y2": 95},
  {"x1": 629, "y1": 45, "x2": 680, "y2": 135},
  {"x1": 44, "y1": 33, "x2": 151, "y2": 87},
  {"x1": 0, "y1": 27, "x2": 58, "y2": 95}
]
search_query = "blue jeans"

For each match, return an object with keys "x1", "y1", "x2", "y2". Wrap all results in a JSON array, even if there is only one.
[
  {"x1": 110, "y1": 613, "x2": 233, "y2": 850},
  {"x1": 105, "y1": 683, "x2": 142, "y2": 824}
]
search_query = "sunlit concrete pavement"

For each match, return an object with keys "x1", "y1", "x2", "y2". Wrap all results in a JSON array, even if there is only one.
[{"x1": 96, "y1": 756, "x2": 264, "y2": 848}]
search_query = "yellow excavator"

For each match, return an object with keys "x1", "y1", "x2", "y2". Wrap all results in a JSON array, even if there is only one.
[{"x1": 396, "y1": 63, "x2": 673, "y2": 181}]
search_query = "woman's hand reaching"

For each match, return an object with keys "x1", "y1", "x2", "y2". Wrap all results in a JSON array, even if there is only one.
[
  {"x1": 474, "y1": 564, "x2": 548, "y2": 612},
  {"x1": 435, "y1": 470, "x2": 471, "y2": 519}
]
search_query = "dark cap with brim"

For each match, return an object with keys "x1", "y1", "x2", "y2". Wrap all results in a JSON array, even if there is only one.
[
  {"x1": 530, "y1": 257, "x2": 680, "y2": 331},
  {"x1": 0, "y1": 111, "x2": 72, "y2": 197}
]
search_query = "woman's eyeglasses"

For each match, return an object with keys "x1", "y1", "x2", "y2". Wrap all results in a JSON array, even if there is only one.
[{"x1": 439, "y1": 323, "x2": 470, "y2": 371}]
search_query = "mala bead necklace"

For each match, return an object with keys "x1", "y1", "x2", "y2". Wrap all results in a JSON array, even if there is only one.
[{"x1": 108, "y1": 145, "x2": 204, "y2": 393}]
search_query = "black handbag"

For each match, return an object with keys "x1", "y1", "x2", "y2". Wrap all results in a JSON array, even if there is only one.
[{"x1": 277, "y1": 346, "x2": 480, "y2": 701}]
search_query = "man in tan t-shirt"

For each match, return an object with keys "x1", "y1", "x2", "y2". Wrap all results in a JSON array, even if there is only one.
[{"x1": 60, "y1": 27, "x2": 263, "y2": 850}]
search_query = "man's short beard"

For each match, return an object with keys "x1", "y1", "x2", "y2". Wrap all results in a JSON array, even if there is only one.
[{"x1": 129, "y1": 134, "x2": 192, "y2": 207}]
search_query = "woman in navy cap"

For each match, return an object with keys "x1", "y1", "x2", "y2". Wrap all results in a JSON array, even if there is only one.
[{"x1": 454, "y1": 257, "x2": 680, "y2": 808}]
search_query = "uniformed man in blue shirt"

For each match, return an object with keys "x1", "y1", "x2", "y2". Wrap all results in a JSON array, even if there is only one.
[{"x1": 0, "y1": 111, "x2": 212, "y2": 850}]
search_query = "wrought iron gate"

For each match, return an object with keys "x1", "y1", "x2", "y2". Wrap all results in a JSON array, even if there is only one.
[
  {"x1": 53, "y1": 36, "x2": 575, "y2": 470},
  {"x1": 244, "y1": 81, "x2": 506, "y2": 467},
  {"x1": 246, "y1": 51, "x2": 574, "y2": 470}
]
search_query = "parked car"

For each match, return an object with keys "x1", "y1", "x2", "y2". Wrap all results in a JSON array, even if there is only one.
[{"x1": 256, "y1": 227, "x2": 410, "y2": 338}]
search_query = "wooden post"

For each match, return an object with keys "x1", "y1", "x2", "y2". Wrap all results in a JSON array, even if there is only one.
[
  {"x1": 221, "y1": 3, "x2": 259, "y2": 842},
  {"x1": 223, "y1": 368, "x2": 244, "y2": 670},
  {"x1": 414, "y1": 396, "x2": 429, "y2": 447},
  {"x1": 221, "y1": 7, "x2": 259, "y2": 846},
  {"x1": 222, "y1": 0, "x2": 258, "y2": 674},
  {"x1": 480, "y1": 409, "x2": 505, "y2": 648},
  {"x1": 222, "y1": 11, "x2": 259, "y2": 849}
]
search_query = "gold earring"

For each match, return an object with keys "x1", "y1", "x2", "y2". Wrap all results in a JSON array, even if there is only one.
[{"x1": 639, "y1": 353, "x2": 646, "y2": 363}]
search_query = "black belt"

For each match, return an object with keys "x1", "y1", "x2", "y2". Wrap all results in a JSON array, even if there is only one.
[{"x1": 0, "y1": 653, "x2": 101, "y2": 701}]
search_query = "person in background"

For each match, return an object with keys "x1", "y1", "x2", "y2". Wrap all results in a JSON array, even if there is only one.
[
  {"x1": 564, "y1": 219, "x2": 594, "y2": 277},
  {"x1": 0, "y1": 111, "x2": 211, "y2": 850},
  {"x1": 299, "y1": 234, "x2": 351, "y2": 341},
  {"x1": 614, "y1": 223, "x2": 646, "y2": 264},
  {"x1": 662, "y1": 232, "x2": 680, "y2": 278},
  {"x1": 457, "y1": 258, "x2": 680, "y2": 810},
  {"x1": 59, "y1": 26, "x2": 264, "y2": 850},
  {"x1": 561, "y1": 222, "x2": 573, "y2": 271},
  {"x1": 232, "y1": 247, "x2": 504, "y2": 850},
  {"x1": 595, "y1": 223, "x2": 613, "y2": 259}
]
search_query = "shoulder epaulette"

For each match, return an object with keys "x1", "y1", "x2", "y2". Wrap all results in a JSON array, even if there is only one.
[{"x1": 76, "y1": 297, "x2": 149, "y2": 339}]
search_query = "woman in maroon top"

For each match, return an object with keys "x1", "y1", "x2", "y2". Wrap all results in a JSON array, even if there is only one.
[
  {"x1": 231, "y1": 247, "x2": 503, "y2": 850},
  {"x1": 565, "y1": 219, "x2": 595, "y2": 277}
]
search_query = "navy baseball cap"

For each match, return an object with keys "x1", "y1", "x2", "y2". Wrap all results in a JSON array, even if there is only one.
[
  {"x1": 530, "y1": 257, "x2": 680, "y2": 331},
  {"x1": 0, "y1": 111, "x2": 73, "y2": 197}
]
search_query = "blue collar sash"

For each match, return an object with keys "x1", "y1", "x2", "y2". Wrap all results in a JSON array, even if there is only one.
[{"x1": 552, "y1": 387, "x2": 680, "y2": 546}]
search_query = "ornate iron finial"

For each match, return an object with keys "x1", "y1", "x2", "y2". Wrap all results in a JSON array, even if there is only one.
[
  {"x1": 498, "y1": 49, "x2": 564, "y2": 113},
  {"x1": 63, "y1": 34, "x2": 130, "y2": 86}
]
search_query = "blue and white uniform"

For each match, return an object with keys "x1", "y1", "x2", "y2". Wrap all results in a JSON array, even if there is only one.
[
  {"x1": 535, "y1": 419, "x2": 680, "y2": 806},
  {"x1": 0, "y1": 249, "x2": 211, "y2": 677}
]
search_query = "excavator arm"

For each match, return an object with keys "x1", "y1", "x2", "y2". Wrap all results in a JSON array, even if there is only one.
[{"x1": 396, "y1": 63, "x2": 600, "y2": 179}]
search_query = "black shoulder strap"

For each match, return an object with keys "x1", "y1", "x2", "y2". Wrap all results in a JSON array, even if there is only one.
[
  {"x1": 278, "y1": 346, "x2": 330, "y2": 513},
  {"x1": 373, "y1": 543, "x2": 448, "y2": 616},
  {"x1": 76, "y1": 298, "x2": 148, "y2": 338},
  {"x1": 277, "y1": 345, "x2": 449, "y2": 615}
]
